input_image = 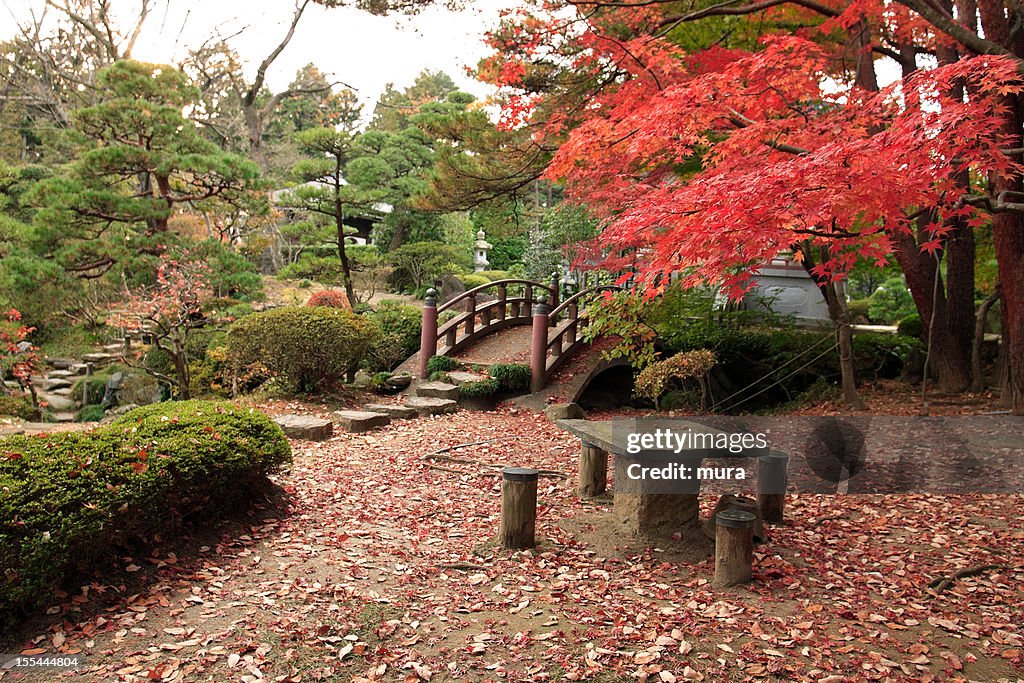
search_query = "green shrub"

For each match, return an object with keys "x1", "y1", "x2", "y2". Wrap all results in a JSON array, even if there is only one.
[
  {"x1": 458, "y1": 378, "x2": 500, "y2": 398},
  {"x1": 897, "y1": 313, "x2": 924, "y2": 338},
  {"x1": 474, "y1": 270, "x2": 509, "y2": 282},
  {"x1": 0, "y1": 394, "x2": 35, "y2": 420},
  {"x1": 868, "y1": 277, "x2": 916, "y2": 324},
  {"x1": 458, "y1": 274, "x2": 491, "y2": 290},
  {"x1": 853, "y1": 332, "x2": 925, "y2": 380},
  {"x1": 226, "y1": 306, "x2": 378, "y2": 393},
  {"x1": 426, "y1": 355, "x2": 461, "y2": 374},
  {"x1": 429, "y1": 371, "x2": 451, "y2": 382},
  {"x1": 847, "y1": 299, "x2": 871, "y2": 323},
  {"x1": 488, "y1": 363, "x2": 531, "y2": 393},
  {"x1": 72, "y1": 376, "x2": 108, "y2": 406},
  {"x1": 364, "y1": 302, "x2": 422, "y2": 372},
  {"x1": 76, "y1": 404, "x2": 105, "y2": 422},
  {"x1": 0, "y1": 400, "x2": 290, "y2": 620}
]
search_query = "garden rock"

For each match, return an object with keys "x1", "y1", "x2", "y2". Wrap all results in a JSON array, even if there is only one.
[
  {"x1": 41, "y1": 393, "x2": 76, "y2": 412},
  {"x1": 273, "y1": 414, "x2": 334, "y2": 441},
  {"x1": 416, "y1": 381, "x2": 458, "y2": 400},
  {"x1": 404, "y1": 397, "x2": 459, "y2": 416},
  {"x1": 333, "y1": 410, "x2": 391, "y2": 432},
  {"x1": 383, "y1": 372, "x2": 412, "y2": 392},
  {"x1": 363, "y1": 403, "x2": 418, "y2": 419},
  {"x1": 544, "y1": 403, "x2": 587, "y2": 421}
]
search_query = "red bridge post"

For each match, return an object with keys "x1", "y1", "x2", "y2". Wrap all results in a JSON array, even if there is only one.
[
  {"x1": 419, "y1": 288, "x2": 438, "y2": 379},
  {"x1": 531, "y1": 295, "x2": 550, "y2": 393}
]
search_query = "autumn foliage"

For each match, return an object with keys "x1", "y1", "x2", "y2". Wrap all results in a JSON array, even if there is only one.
[
  {"x1": 483, "y1": 1, "x2": 1024, "y2": 412},
  {"x1": 305, "y1": 289, "x2": 351, "y2": 310}
]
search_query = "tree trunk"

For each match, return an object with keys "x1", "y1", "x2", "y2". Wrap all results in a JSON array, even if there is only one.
[
  {"x1": 802, "y1": 247, "x2": 864, "y2": 409},
  {"x1": 336, "y1": 213, "x2": 356, "y2": 307},
  {"x1": 971, "y1": 285, "x2": 1000, "y2": 392},
  {"x1": 893, "y1": 232, "x2": 972, "y2": 392},
  {"x1": 172, "y1": 336, "x2": 191, "y2": 400}
]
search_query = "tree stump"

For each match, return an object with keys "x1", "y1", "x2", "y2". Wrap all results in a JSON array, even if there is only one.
[
  {"x1": 714, "y1": 509, "x2": 755, "y2": 588},
  {"x1": 499, "y1": 468, "x2": 538, "y2": 549},
  {"x1": 702, "y1": 494, "x2": 766, "y2": 543},
  {"x1": 756, "y1": 452, "x2": 789, "y2": 525},
  {"x1": 577, "y1": 443, "x2": 608, "y2": 498}
]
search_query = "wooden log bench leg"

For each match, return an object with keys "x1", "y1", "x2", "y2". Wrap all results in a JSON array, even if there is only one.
[
  {"x1": 499, "y1": 467, "x2": 538, "y2": 549},
  {"x1": 714, "y1": 509, "x2": 755, "y2": 587},
  {"x1": 578, "y1": 441, "x2": 608, "y2": 498},
  {"x1": 756, "y1": 452, "x2": 789, "y2": 525}
]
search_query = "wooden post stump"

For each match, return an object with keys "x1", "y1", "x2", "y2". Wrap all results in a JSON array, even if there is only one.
[
  {"x1": 577, "y1": 442, "x2": 608, "y2": 498},
  {"x1": 756, "y1": 451, "x2": 789, "y2": 525},
  {"x1": 499, "y1": 467, "x2": 538, "y2": 549},
  {"x1": 714, "y1": 509, "x2": 755, "y2": 588}
]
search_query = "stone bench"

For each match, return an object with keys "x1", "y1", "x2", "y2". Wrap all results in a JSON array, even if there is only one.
[{"x1": 556, "y1": 419, "x2": 787, "y2": 535}]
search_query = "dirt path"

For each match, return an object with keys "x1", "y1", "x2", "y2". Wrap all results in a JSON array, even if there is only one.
[{"x1": 1, "y1": 406, "x2": 1022, "y2": 682}]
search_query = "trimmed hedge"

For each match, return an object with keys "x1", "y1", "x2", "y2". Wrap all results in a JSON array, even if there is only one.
[
  {"x1": 0, "y1": 400, "x2": 290, "y2": 620},
  {"x1": 227, "y1": 306, "x2": 379, "y2": 392}
]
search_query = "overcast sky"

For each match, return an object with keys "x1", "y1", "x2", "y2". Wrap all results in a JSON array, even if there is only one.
[{"x1": 1, "y1": 0, "x2": 511, "y2": 111}]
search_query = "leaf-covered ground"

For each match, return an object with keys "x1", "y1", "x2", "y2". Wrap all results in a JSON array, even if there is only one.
[{"x1": 1, "y1": 401, "x2": 1022, "y2": 683}]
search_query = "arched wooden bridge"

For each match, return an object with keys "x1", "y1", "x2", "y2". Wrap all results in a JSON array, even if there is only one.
[{"x1": 417, "y1": 277, "x2": 620, "y2": 392}]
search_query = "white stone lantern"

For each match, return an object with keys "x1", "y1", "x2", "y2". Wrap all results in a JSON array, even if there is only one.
[{"x1": 473, "y1": 230, "x2": 492, "y2": 272}]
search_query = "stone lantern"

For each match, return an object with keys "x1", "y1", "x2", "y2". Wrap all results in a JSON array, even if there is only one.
[{"x1": 473, "y1": 230, "x2": 492, "y2": 272}]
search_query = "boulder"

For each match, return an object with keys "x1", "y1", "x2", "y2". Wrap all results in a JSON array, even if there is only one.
[
  {"x1": 416, "y1": 381, "x2": 458, "y2": 400},
  {"x1": 47, "y1": 358, "x2": 75, "y2": 370},
  {"x1": 363, "y1": 403, "x2": 418, "y2": 419},
  {"x1": 333, "y1": 410, "x2": 391, "y2": 433},
  {"x1": 383, "y1": 372, "x2": 412, "y2": 392},
  {"x1": 404, "y1": 397, "x2": 459, "y2": 417},
  {"x1": 40, "y1": 393, "x2": 76, "y2": 412},
  {"x1": 273, "y1": 414, "x2": 334, "y2": 441},
  {"x1": 544, "y1": 403, "x2": 587, "y2": 421}
]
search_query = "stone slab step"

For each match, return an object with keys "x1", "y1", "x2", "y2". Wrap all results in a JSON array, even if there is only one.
[
  {"x1": 363, "y1": 403, "x2": 418, "y2": 420},
  {"x1": 445, "y1": 371, "x2": 490, "y2": 386},
  {"x1": 52, "y1": 412, "x2": 77, "y2": 423},
  {"x1": 333, "y1": 410, "x2": 391, "y2": 433},
  {"x1": 273, "y1": 414, "x2": 334, "y2": 441},
  {"x1": 33, "y1": 377, "x2": 73, "y2": 391},
  {"x1": 415, "y1": 381, "x2": 458, "y2": 400},
  {"x1": 47, "y1": 369, "x2": 76, "y2": 379},
  {"x1": 404, "y1": 397, "x2": 459, "y2": 417}
]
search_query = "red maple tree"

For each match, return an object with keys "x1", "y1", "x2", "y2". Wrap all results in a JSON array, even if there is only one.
[{"x1": 484, "y1": 1, "x2": 1024, "y2": 413}]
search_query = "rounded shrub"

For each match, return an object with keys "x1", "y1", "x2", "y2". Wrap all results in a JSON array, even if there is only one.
[
  {"x1": 474, "y1": 270, "x2": 509, "y2": 282},
  {"x1": 458, "y1": 274, "x2": 491, "y2": 290},
  {"x1": 0, "y1": 394, "x2": 35, "y2": 420},
  {"x1": 897, "y1": 313, "x2": 924, "y2": 338},
  {"x1": 0, "y1": 400, "x2": 290, "y2": 621},
  {"x1": 226, "y1": 306, "x2": 379, "y2": 392},
  {"x1": 306, "y1": 289, "x2": 351, "y2": 310}
]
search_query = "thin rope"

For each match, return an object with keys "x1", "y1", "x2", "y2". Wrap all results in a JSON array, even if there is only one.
[
  {"x1": 710, "y1": 329, "x2": 839, "y2": 411},
  {"x1": 713, "y1": 341, "x2": 841, "y2": 413}
]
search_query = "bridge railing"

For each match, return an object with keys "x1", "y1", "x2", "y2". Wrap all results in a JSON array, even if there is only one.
[
  {"x1": 417, "y1": 275, "x2": 621, "y2": 391},
  {"x1": 418, "y1": 278, "x2": 557, "y2": 378},
  {"x1": 531, "y1": 285, "x2": 621, "y2": 392}
]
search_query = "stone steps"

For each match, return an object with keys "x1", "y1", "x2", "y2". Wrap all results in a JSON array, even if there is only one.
[
  {"x1": 333, "y1": 410, "x2": 391, "y2": 433},
  {"x1": 415, "y1": 381, "x2": 458, "y2": 400}
]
